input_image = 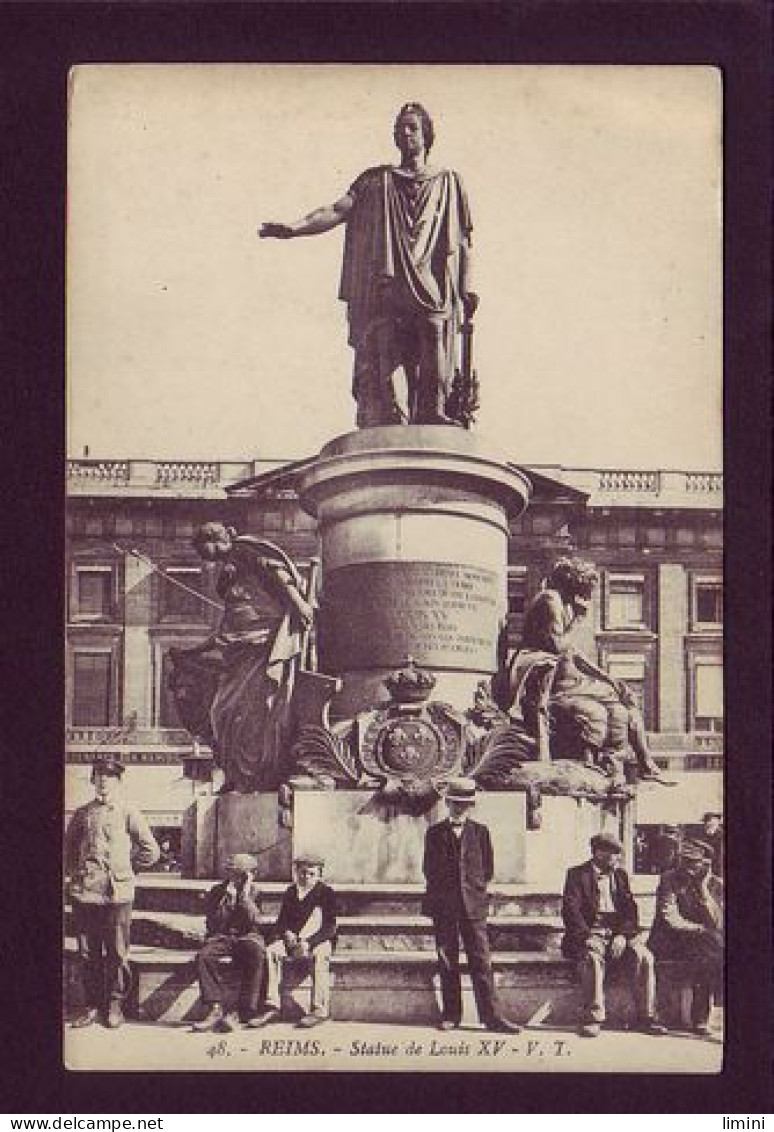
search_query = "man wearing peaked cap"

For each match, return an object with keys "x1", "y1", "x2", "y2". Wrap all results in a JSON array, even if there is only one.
[
  {"x1": 562, "y1": 831, "x2": 666, "y2": 1038},
  {"x1": 249, "y1": 851, "x2": 337, "y2": 1030},
  {"x1": 648, "y1": 838, "x2": 724, "y2": 1035},
  {"x1": 192, "y1": 852, "x2": 267, "y2": 1033},
  {"x1": 423, "y1": 777, "x2": 521, "y2": 1034},
  {"x1": 65, "y1": 757, "x2": 160, "y2": 1030}
]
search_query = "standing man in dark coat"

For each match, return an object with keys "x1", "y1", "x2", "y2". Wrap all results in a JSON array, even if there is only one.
[
  {"x1": 192, "y1": 853, "x2": 267, "y2": 1033},
  {"x1": 65, "y1": 757, "x2": 160, "y2": 1029},
  {"x1": 423, "y1": 778, "x2": 520, "y2": 1033},
  {"x1": 562, "y1": 831, "x2": 666, "y2": 1038}
]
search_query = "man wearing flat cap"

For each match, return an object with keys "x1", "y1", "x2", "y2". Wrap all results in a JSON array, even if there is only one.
[
  {"x1": 65, "y1": 758, "x2": 160, "y2": 1029},
  {"x1": 648, "y1": 839, "x2": 724, "y2": 1035},
  {"x1": 249, "y1": 852, "x2": 337, "y2": 1029},
  {"x1": 562, "y1": 831, "x2": 666, "y2": 1037},
  {"x1": 423, "y1": 777, "x2": 521, "y2": 1033},
  {"x1": 192, "y1": 853, "x2": 267, "y2": 1032}
]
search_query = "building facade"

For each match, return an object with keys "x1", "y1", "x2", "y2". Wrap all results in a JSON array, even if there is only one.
[{"x1": 65, "y1": 457, "x2": 723, "y2": 867}]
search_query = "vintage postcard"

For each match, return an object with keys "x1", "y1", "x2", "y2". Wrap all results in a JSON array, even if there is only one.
[{"x1": 64, "y1": 64, "x2": 723, "y2": 1074}]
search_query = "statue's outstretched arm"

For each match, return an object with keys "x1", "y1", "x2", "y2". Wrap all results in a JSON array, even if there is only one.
[{"x1": 259, "y1": 193, "x2": 353, "y2": 239}]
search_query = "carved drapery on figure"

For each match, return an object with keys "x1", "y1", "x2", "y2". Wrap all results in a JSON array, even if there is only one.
[
  {"x1": 260, "y1": 103, "x2": 479, "y2": 429},
  {"x1": 340, "y1": 166, "x2": 474, "y2": 427},
  {"x1": 488, "y1": 556, "x2": 673, "y2": 790},
  {"x1": 169, "y1": 527, "x2": 314, "y2": 793}
]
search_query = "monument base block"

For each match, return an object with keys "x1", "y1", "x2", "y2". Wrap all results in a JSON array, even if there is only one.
[
  {"x1": 182, "y1": 793, "x2": 292, "y2": 879},
  {"x1": 291, "y1": 789, "x2": 527, "y2": 884}
]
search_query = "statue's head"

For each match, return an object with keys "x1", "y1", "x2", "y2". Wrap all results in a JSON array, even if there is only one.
[
  {"x1": 547, "y1": 557, "x2": 599, "y2": 607},
  {"x1": 192, "y1": 521, "x2": 235, "y2": 562},
  {"x1": 393, "y1": 102, "x2": 435, "y2": 155}
]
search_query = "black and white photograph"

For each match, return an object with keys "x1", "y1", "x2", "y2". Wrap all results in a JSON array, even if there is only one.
[{"x1": 63, "y1": 63, "x2": 725, "y2": 1075}]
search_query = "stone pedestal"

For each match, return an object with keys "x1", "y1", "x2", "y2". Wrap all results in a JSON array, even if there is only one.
[
  {"x1": 298, "y1": 425, "x2": 530, "y2": 720},
  {"x1": 181, "y1": 793, "x2": 292, "y2": 879},
  {"x1": 291, "y1": 789, "x2": 527, "y2": 884}
]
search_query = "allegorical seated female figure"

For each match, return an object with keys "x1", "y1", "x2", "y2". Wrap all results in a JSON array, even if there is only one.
[
  {"x1": 175, "y1": 523, "x2": 314, "y2": 794},
  {"x1": 500, "y1": 558, "x2": 672, "y2": 785}
]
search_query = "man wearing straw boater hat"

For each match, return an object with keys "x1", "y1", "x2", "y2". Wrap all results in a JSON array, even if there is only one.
[
  {"x1": 65, "y1": 757, "x2": 160, "y2": 1030},
  {"x1": 423, "y1": 777, "x2": 521, "y2": 1033}
]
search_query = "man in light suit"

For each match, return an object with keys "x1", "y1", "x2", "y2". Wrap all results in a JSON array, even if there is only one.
[
  {"x1": 423, "y1": 777, "x2": 520, "y2": 1033},
  {"x1": 562, "y1": 831, "x2": 667, "y2": 1037}
]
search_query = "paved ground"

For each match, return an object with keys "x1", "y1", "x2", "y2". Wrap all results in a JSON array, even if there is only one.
[{"x1": 65, "y1": 1017, "x2": 723, "y2": 1075}]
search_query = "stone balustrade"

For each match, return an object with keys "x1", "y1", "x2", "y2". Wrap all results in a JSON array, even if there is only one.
[{"x1": 598, "y1": 469, "x2": 661, "y2": 493}]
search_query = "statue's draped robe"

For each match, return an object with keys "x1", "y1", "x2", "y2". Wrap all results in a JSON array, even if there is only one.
[
  {"x1": 339, "y1": 166, "x2": 472, "y2": 416},
  {"x1": 508, "y1": 589, "x2": 631, "y2": 757},
  {"x1": 209, "y1": 540, "x2": 303, "y2": 791}
]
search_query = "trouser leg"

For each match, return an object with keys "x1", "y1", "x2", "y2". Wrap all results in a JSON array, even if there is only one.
[
  {"x1": 196, "y1": 935, "x2": 233, "y2": 1005},
  {"x1": 416, "y1": 314, "x2": 448, "y2": 422},
  {"x1": 625, "y1": 940, "x2": 657, "y2": 1021},
  {"x1": 232, "y1": 936, "x2": 267, "y2": 1018},
  {"x1": 74, "y1": 902, "x2": 107, "y2": 1010},
  {"x1": 690, "y1": 959, "x2": 721, "y2": 1027},
  {"x1": 263, "y1": 940, "x2": 287, "y2": 1010},
  {"x1": 309, "y1": 941, "x2": 333, "y2": 1017},
  {"x1": 103, "y1": 902, "x2": 133, "y2": 1005},
  {"x1": 577, "y1": 934, "x2": 608, "y2": 1022},
  {"x1": 459, "y1": 917, "x2": 498, "y2": 1025},
  {"x1": 433, "y1": 917, "x2": 462, "y2": 1023}
]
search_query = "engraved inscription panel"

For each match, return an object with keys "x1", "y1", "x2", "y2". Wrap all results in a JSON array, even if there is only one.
[{"x1": 320, "y1": 561, "x2": 501, "y2": 672}]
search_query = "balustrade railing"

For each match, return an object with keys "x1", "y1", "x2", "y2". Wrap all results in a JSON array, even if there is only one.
[
  {"x1": 67, "y1": 460, "x2": 130, "y2": 484},
  {"x1": 598, "y1": 470, "x2": 660, "y2": 493},
  {"x1": 155, "y1": 461, "x2": 220, "y2": 487}
]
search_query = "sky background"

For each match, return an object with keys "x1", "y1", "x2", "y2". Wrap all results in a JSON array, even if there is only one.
[{"x1": 67, "y1": 64, "x2": 722, "y2": 470}]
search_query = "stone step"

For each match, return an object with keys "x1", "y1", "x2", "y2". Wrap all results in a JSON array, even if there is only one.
[
  {"x1": 132, "y1": 876, "x2": 575, "y2": 919},
  {"x1": 65, "y1": 940, "x2": 693, "y2": 1030},
  {"x1": 65, "y1": 908, "x2": 566, "y2": 953}
]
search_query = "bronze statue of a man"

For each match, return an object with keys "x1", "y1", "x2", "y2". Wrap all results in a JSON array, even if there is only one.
[{"x1": 260, "y1": 103, "x2": 478, "y2": 428}]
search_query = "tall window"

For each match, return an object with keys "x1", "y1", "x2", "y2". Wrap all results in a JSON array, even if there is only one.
[
  {"x1": 691, "y1": 575, "x2": 723, "y2": 630},
  {"x1": 506, "y1": 567, "x2": 528, "y2": 648},
  {"x1": 157, "y1": 649, "x2": 183, "y2": 728},
  {"x1": 72, "y1": 652, "x2": 112, "y2": 726},
  {"x1": 606, "y1": 652, "x2": 648, "y2": 722},
  {"x1": 604, "y1": 573, "x2": 647, "y2": 630},
  {"x1": 73, "y1": 565, "x2": 114, "y2": 621},
  {"x1": 693, "y1": 661, "x2": 723, "y2": 733},
  {"x1": 161, "y1": 567, "x2": 205, "y2": 621}
]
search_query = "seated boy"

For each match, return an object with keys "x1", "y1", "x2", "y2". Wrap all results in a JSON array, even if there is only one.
[{"x1": 248, "y1": 852, "x2": 337, "y2": 1029}]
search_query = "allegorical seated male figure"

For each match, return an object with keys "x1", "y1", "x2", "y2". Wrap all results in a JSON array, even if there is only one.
[
  {"x1": 499, "y1": 557, "x2": 672, "y2": 785},
  {"x1": 260, "y1": 102, "x2": 478, "y2": 428},
  {"x1": 192, "y1": 853, "x2": 267, "y2": 1033},
  {"x1": 248, "y1": 852, "x2": 337, "y2": 1030},
  {"x1": 562, "y1": 832, "x2": 667, "y2": 1038},
  {"x1": 648, "y1": 839, "x2": 724, "y2": 1036}
]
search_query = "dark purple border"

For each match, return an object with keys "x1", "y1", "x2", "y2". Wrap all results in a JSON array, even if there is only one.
[{"x1": 2, "y1": 1, "x2": 771, "y2": 1115}]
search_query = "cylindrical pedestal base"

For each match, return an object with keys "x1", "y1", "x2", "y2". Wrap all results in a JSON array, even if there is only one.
[{"x1": 298, "y1": 425, "x2": 531, "y2": 718}]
